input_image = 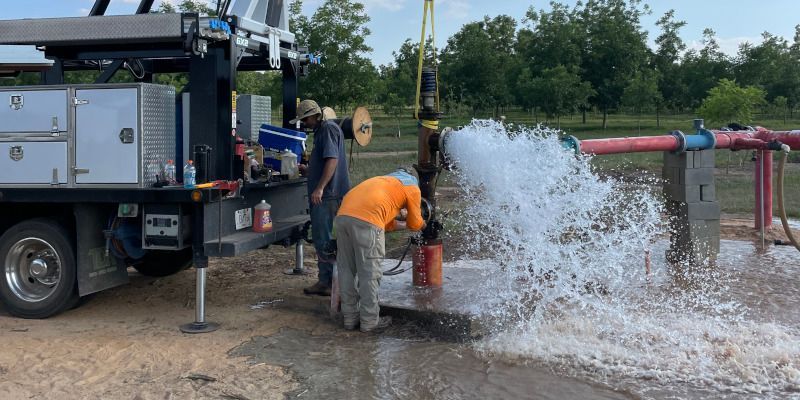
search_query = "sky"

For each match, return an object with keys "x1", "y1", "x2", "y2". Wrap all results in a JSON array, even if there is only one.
[{"x1": 3, "y1": 0, "x2": 799, "y2": 66}]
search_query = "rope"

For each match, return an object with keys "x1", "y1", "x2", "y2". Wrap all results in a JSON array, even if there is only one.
[{"x1": 414, "y1": 0, "x2": 438, "y2": 120}]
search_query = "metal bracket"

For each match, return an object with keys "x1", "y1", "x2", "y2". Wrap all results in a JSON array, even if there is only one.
[
  {"x1": 72, "y1": 167, "x2": 90, "y2": 175},
  {"x1": 50, "y1": 168, "x2": 59, "y2": 186},
  {"x1": 73, "y1": 98, "x2": 89, "y2": 106},
  {"x1": 51, "y1": 117, "x2": 60, "y2": 136}
]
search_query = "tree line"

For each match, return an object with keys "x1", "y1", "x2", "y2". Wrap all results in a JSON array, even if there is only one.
[
  {"x1": 289, "y1": 0, "x2": 800, "y2": 128},
  {"x1": 4, "y1": 0, "x2": 799, "y2": 128}
]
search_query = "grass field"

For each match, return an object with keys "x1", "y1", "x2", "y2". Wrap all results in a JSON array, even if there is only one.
[{"x1": 280, "y1": 108, "x2": 800, "y2": 218}]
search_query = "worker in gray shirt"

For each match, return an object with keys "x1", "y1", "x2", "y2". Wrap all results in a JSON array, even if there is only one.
[{"x1": 292, "y1": 100, "x2": 350, "y2": 296}]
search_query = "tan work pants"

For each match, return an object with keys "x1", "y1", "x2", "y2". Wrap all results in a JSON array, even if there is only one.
[{"x1": 333, "y1": 215, "x2": 385, "y2": 328}]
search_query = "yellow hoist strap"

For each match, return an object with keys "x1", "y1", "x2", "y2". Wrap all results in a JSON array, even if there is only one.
[
  {"x1": 420, "y1": 119, "x2": 439, "y2": 130},
  {"x1": 414, "y1": 0, "x2": 439, "y2": 121}
]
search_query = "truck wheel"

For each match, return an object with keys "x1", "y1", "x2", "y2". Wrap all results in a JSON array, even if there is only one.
[
  {"x1": 131, "y1": 248, "x2": 193, "y2": 277},
  {"x1": 0, "y1": 219, "x2": 79, "y2": 318}
]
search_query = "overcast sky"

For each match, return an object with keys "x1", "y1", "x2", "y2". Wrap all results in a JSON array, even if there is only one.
[{"x1": 5, "y1": 0, "x2": 799, "y2": 66}]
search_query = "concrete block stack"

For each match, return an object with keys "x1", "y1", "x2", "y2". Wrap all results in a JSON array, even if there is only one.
[{"x1": 662, "y1": 149, "x2": 721, "y2": 264}]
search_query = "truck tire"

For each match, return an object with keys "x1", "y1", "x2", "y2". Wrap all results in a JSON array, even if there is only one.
[
  {"x1": 0, "y1": 219, "x2": 79, "y2": 318},
  {"x1": 131, "y1": 248, "x2": 193, "y2": 277}
]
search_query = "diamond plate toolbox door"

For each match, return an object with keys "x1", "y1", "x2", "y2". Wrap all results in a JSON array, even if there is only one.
[
  {"x1": 0, "y1": 89, "x2": 68, "y2": 134},
  {"x1": 75, "y1": 88, "x2": 139, "y2": 184}
]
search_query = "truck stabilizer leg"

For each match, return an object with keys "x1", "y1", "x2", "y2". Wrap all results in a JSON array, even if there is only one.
[
  {"x1": 180, "y1": 257, "x2": 219, "y2": 333},
  {"x1": 283, "y1": 241, "x2": 310, "y2": 275}
]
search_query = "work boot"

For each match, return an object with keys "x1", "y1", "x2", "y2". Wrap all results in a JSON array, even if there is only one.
[
  {"x1": 360, "y1": 316, "x2": 392, "y2": 333},
  {"x1": 343, "y1": 321, "x2": 360, "y2": 331},
  {"x1": 303, "y1": 282, "x2": 331, "y2": 296}
]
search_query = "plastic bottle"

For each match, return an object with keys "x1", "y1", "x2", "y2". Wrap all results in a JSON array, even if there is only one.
[
  {"x1": 280, "y1": 149, "x2": 298, "y2": 178},
  {"x1": 164, "y1": 159, "x2": 177, "y2": 185},
  {"x1": 183, "y1": 160, "x2": 196, "y2": 189},
  {"x1": 253, "y1": 200, "x2": 272, "y2": 232}
]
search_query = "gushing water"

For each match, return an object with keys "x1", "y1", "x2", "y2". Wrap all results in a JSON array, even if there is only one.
[{"x1": 444, "y1": 120, "x2": 800, "y2": 397}]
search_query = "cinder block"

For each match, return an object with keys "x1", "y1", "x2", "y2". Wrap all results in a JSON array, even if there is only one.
[
  {"x1": 662, "y1": 167, "x2": 679, "y2": 184},
  {"x1": 686, "y1": 202, "x2": 721, "y2": 220},
  {"x1": 694, "y1": 149, "x2": 717, "y2": 168},
  {"x1": 680, "y1": 168, "x2": 715, "y2": 185},
  {"x1": 700, "y1": 184, "x2": 716, "y2": 202},
  {"x1": 667, "y1": 201, "x2": 721, "y2": 221},
  {"x1": 688, "y1": 220, "x2": 721, "y2": 239},
  {"x1": 664, "y1": 152, "x2": 694, "y2": 168},
  {"x1": 663, "y1": 184, "x2": 701, "y2": 202}
]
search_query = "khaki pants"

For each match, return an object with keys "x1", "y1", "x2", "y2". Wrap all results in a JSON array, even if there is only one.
[{"x1": 333, "y1": 215, "x2": 385, "y2": 328}]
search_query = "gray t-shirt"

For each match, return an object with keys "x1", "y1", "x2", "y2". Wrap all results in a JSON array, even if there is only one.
[{"x1": 308, "y1": 120, "x2": 350, "y2": 200}]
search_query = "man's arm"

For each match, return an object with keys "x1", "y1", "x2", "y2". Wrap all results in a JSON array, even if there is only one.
[
  {"x1": 404, "y1": 188, "x2": 426, "y2": 231},
  {"x1": 311, "y1": 158, "x2": 337, "y2": 205}
]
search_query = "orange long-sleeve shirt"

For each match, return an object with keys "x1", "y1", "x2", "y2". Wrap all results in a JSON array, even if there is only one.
[{"x1": 337, "y1": 175, "x2": 425, "y2": 232}]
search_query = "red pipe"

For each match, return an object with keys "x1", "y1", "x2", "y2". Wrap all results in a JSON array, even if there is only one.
[
  {"x1": 579, "y1": 129, "x2": 800, "y2": 156},
  {"x1": 755, "y1": 150, "x2": 774, "y2": 229},
  {"x1": 579, "y1": 135, "x2": 680, "y2": 155},
  {"x1": 577, "y1": 128, "x2": 800, "y2": 231}
]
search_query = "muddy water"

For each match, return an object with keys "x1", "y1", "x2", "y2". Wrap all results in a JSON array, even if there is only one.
[
  {"x1": 230, "y1": 240, "x2": 799, "y2": 399},
  {"x1": 231, "y1": 327, "x2": 634, "y2": 400}
]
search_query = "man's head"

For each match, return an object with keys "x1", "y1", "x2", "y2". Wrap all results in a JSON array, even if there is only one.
[
  {"x1": 290, "y1": 99, "x2": 322, "y2": 129},
  {"x1": 386, "y1": 167, "x2": 418, "y2": 186}
]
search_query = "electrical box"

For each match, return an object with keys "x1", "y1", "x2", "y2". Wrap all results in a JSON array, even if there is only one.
[
  {"x1": 237, "y1": 94, "x2": 271, "y2": 142},
  {"x1": 0, "y1": 84, "x2": 175, "y2": 187},
  {"x1": 142, "y1": 204, "x2": 191, "y2": 250}
]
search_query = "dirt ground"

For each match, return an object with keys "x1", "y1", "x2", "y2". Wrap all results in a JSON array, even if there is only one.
[
  {"x1": 0, "y1": 246, "x2": 332, "y2": 400},
  {"x1": 0, "y1": 215, "x2": 796, "y2": 399}
]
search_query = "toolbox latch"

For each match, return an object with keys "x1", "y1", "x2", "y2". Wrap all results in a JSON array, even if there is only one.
[
  {"x1": 9, "y1": 94, "x2": 23, "y2": 110},
  {"x1": 9, "y1": 145, "x2": 23, "y2": 161},
  {"x1": 119, "y1": 128, "x2": 134, "y2": 144}
]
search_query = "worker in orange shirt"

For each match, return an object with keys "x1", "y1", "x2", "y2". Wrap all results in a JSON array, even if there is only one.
[{"x1": 333, "y1": 168, "x2": 426, "y2": 333}]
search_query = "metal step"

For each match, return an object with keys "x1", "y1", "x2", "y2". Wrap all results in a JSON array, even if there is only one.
[{"x1": 203, "y1": 215, "x2": 308, "y2": 257}]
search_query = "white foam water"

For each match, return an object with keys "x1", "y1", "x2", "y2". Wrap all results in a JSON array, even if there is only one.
[{"x1": 444, "y1": 120, "x2": 800, "y2": 398}]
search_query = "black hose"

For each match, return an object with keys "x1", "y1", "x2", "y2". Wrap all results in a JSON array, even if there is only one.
[{"x1": 383, "y1": 237, "x2": 414, "y2": 276}]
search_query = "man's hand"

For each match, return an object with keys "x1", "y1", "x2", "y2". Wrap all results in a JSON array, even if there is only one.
[
  {"x1": 299, "y1": 164, "x2": 308, "y2": 177},
  {"x1": 311, "y1": 187, "x2": 324, "y2": 205},
  {"x1": 396, "y1": 208, "x2": 408, "y2": 221}
]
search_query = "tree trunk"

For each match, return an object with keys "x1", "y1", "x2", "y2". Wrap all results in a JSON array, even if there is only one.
[
  {"x1": 602, "y1": 108, "x2": 608, "y2": 130},
  {"x1": 656, "y1": 107, "x2": 661, "y2": 128},
  {"x1": 637, "y1": 111, "x2": 641, "y2": 136},
  {"x1": 396, "y1": 118, "x2": 401, "y2": 138},
  {"x1": 582, "y1": 109, "x2": 587, "y2": 124},
  {"x1": 557, "y1": 115, "x2": 561, "y2": 129}
]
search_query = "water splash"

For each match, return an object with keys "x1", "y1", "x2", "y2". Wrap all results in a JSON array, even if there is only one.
[{"x1": 444, "y1": 120, "x2": 800, "y2": 397}]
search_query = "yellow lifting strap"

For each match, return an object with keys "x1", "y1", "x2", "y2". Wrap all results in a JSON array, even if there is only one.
[{"x1": 414, "y1": 0, "x2": 439, "y2": 122}]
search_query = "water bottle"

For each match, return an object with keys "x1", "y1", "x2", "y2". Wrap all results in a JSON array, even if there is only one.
[
  {"x1": 164, "y1": 159, "x2": 177, "y2": 185},
  {"x1": 183, "y1": 160, "x2": 196, "y2": 189}
]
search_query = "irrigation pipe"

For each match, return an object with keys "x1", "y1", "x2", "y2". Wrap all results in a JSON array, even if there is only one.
[{"x1": 776, "y1": 145, "x2": 800, "y2": 252}]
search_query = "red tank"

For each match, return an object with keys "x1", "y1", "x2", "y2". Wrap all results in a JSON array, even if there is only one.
[{"x1": 412, "y1": 239, "x2": 442, "y2": 287}]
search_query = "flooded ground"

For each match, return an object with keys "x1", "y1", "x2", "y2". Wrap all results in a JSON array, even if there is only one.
[{"x1": 226, "y1": 239, "x2": 800, "y2": 400}]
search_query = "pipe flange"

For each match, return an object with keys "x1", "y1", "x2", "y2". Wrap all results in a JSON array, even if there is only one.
[
  {"x1": 699, "y1": 128, "x2": 717, "y2": 150},
  {"x1": 560, "y1": 135, "x2": 581, "y2": 155},
  {"x1": 670, "y1": 130, "x2": 687, "y2": 153}
]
